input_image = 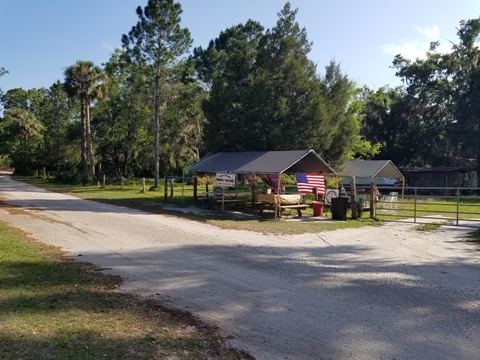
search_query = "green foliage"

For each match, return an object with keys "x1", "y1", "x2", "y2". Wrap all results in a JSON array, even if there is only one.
[
  {"x1": 317, "y1": 61, "x2": 359, "y2": 166},
  {"x1": 356, "y1": 199, "x2": 364, "y2": 218},
  {"x1": 366, "y1": 16, "x2": 480, "y2": 175},
  {"x1": 360, "y1": 86, "x2": 421, "y2": 165},
  {"x1": 95, "y1": 50, "x2": 153, "y2": 178},
  {"x1": 414, "y1": 221, "x2": 451, "y2": 231},
  {"x1": 0, "y1": 107, "x2": 44, "y2": 174},
  {"x1": 38, "y1": 81, "x2": 78, "y2": 171},
  {"x1": 193, "y1": 19, "x2": 265, "y2": 152},
  {"x1": 79, "y1": 170, "x2": 96, "y2": 186},
  {"x1": 64, "y1": 60, "x2": 107, "y2": 176},
  {"x1": 54, "y1": 162, "x2": 82, "y2": 184},
  {"x1": 0, "y1": 67, "x2": 6, "y2": 114},
  {"x1": 122, "y1": 0, "x2": 192, "y2": 188},
  {"x1": 194, "y1": 3, "x2": 360, "y2": 167},
  {"x1": 466, "y1": 229, "x2": 480, "y2": 243}
]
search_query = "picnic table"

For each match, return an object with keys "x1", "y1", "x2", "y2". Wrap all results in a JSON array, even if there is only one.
[{"x1": 257, "y1": 194, "x2": 309, "y2": 218}]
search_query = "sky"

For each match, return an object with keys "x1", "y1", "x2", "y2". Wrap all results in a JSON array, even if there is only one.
[{"x1": 1, "y1": 0, "x2": 480, "y2": 93}]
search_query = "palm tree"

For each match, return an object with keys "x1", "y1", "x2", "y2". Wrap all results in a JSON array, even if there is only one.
[{"x1": 64, "y1": 61, "x2": 106, "y2": 176}]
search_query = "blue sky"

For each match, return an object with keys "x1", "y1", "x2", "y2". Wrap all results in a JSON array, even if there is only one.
[{"x1": 1, "y1": 0, "x2": 479, "y2": 93}]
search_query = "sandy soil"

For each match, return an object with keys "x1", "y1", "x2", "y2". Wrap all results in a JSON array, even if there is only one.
[{"x1": 1, "y1": 174, "x2": 480, "y2": 360}]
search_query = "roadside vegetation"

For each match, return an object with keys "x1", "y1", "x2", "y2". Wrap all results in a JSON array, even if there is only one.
[
  {"x1": 466, "y1": 228, "x2": 480, "y2": 245},
  {"x1": 0, "y1": 220, "x2": 252, "y2": 359},
  {"x1": 413, "y1": 221, "x2": 452, "y2": 232}
]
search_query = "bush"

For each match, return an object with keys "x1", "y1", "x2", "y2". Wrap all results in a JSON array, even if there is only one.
[
  {"x1": 356, "y1": 199, "x2": 364, "y2": 218},
  {"x1": 55, "y1": 162, "x2": 81, "y2": 184}
]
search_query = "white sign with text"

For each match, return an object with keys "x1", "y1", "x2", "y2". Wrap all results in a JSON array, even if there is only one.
[{"x1": 216, "y1": 172, "x2": 236, "y2": 187}]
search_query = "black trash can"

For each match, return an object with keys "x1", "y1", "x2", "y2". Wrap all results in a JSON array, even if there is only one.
[{"x1": 331, "y1": 197, "x2": 348, "y2": 220}]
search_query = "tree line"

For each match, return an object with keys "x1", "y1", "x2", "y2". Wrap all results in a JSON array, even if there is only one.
[{"x1": 1, "y1": 1, "x2": 479, "y2": 186}]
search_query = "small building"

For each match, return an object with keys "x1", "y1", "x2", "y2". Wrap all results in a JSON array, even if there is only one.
[
  {"x1": 451, "y1": 158, "x2": 478, "y2": 188},
  {"x1": 400, "y1": 166, "x2": 466, "y2": 188}
]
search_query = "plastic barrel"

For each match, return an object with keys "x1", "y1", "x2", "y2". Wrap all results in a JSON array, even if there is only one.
[{"x1": 331, "y1": 197, "x2": 348, "y2": 220}]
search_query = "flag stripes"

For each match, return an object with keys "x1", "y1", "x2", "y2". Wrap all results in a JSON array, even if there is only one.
[{"x1": 295, "y1": 174, "x2": 325, "y2": 195}]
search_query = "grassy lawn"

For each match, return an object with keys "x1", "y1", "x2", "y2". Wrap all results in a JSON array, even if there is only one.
[
  {"x1": 0, "y1": 221, "x2": 252, "y2": 359},
  {"x1": 376, "y1": 196, "x2": 480, "y2": 222},
  {"x1": 15, "y1": 176, "x2": 379, "y2": 235}
]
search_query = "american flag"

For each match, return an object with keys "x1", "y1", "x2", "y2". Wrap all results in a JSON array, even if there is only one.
[{"x1": 295, "y1": 174, "x2": 325, "y2": 195}]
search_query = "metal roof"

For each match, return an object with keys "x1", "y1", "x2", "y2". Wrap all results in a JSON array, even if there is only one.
[
  {"x1": 186, "y1": 150, "x2": 336, "y2": 175},
  {"x1": 337, "y1": 160, "x2": 403, "y2": 179}
]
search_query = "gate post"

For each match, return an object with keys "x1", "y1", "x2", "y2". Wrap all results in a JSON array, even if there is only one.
[
  {"x1": 369, "y1": 180, "x2": 375, "y2": 219},
  {"x1": 193, "y1": 176, "x2": 198, "y2": 203},
  {"x1": 456, "y1": 188, "x2": 460, "y2": 226},
  {"x1": 414, "y1": 187, "x2": 417, "y2": 223}
]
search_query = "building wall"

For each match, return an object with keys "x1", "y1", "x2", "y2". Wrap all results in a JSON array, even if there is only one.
[{"x1": 403, "y1": 170, "x2": 460, "y2": 188}]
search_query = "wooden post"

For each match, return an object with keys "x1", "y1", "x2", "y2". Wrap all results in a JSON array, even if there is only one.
[
  {"x1": 251, "y1": 186, "x2": 255, "y2": 209},
  {"x1": 164, "y1": 176, "x2": 168, "y2": 200},
  {"x1": 142, "y1": 178, "x2": 146, "y2": 193},
  {"x1": 121, "y1": 176, "x2": 124, "y2": 190},
  {"x1": 170, "y1": 178, "x2": 174, "y2": 198},
  {"x1": 102, "y1": 174, "x2": 106, "y2": 188},
  {"x1": 193, "y1": 177, "x2": 198, "y2": 203},
  {"x1": 370, "y1": 180, "x2": 375, "y2": 219},
  {"x1": 313, "y1": 187, "x2": 318, "y2": 201},
  {"x1": 181, "y1": 172, "x2": 185, "y2": 206},
  {"x1": 221, "y1": 186, "x2": 225, "y2": 211},
  {"x1": 351, "y1": 176, "x2": 358, "y2": 219}
]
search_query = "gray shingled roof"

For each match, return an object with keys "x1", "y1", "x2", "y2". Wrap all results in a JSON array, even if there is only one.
[
  {"x1": 337, "y1": 160, "x2": 403, "y2": 179},
  {"x1": 186, "y1": 150, "x2": 336, "y2": 175}
]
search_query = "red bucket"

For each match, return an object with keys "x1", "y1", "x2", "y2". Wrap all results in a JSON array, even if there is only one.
[{"x1": 312, "y1": 201, "x2": 324, "y2": 217}]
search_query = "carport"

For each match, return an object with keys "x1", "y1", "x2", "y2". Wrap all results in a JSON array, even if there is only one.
[
  {"x1": 337, "y1": 160, "x2": 404, "y2": 218},
  {"x1": 186, "y1": 150, "x2": 337, "y2": 219}
]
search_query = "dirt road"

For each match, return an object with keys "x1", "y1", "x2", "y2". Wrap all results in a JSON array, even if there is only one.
[{"x1": 1, "y1": 175, "x2": 479, "y2": 359}]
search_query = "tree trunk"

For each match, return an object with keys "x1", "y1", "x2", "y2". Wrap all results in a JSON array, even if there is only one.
[
  {"x1": 86, "y1": 100, "x2": 95, "y2": 177},
  {"x1": 154, "y1": 76, "x2": 160, "y2": 188},
  {"x1": 80, "y1": 101, "x2": 87, "y2": 174},
  {"x1": 477, "y1": 151, "x2": 480, "y2": 187}
]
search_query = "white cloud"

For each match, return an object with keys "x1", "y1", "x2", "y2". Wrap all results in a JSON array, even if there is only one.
[
  {"x1": 382, "y1": 25, "x2": 452, "y2": 61},
  {"x1": 414, "y1": 25, "x2": 440, "y2": 39},
  {"x1": 102, "y1": 43, "x2": 116, "y2": 54}
]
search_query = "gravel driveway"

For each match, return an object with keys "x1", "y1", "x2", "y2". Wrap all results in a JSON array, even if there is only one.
[{"x1": 1, "y1": 175, "x2": 479, "y2": 360}]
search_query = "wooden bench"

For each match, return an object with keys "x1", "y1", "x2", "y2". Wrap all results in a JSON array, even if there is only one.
[
  {"x1": 280, "y1": 204, "x2": 309, "y2": 217},
  {"x1": 258, "y1": 203, "x2": 309, "y2": 218}
]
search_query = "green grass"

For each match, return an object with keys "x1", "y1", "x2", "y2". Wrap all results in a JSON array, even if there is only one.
[
  {"x1": 466, "y1": 228, "x2": 480, "y2": 244},
  {"x1": 376, "y1": 196, "x2": 480, "y2": 221},
  {"x1": 413, "y1": 221, "x2": 452, "y2": 232},
  {"x1": 0, "y1": 221, "x2": 252, "y2": 359},
  {"x1": 16, "y1": 176, "x2": 379, "y2": 234}
]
